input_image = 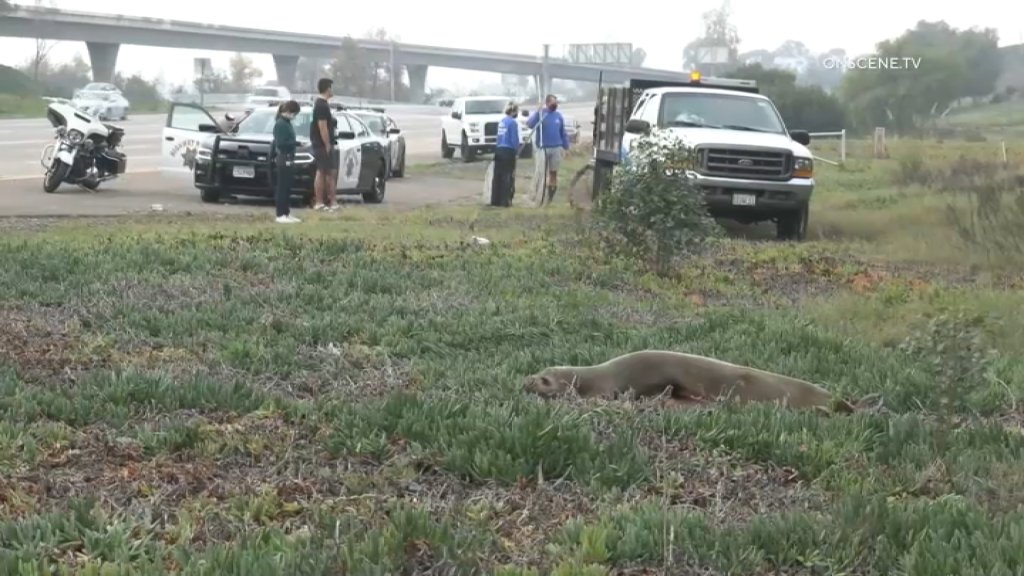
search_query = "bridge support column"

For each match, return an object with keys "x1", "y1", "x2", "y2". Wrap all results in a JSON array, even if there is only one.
[
  {"x1": 405, "y1": 64, "x2": 428, "y2": 104},
  {"x1": 86, "y1": 42, "x2": 119, "y2": 83},
  {"x1": 533, "y1": 75, "x2": 551, "y2": 100},
  {"x1": 273, "y1": 54, "x2": 299, "y2": 91}
]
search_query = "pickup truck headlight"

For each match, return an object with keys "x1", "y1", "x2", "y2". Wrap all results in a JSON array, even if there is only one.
[
  {"x1": 293, "y1": 152, "x2": 314, "y2": 164},
  {"x1": 793, "y1": 157, "x2": 813, "y2": 178},
  {"x1": 467, "y1": 123, "x2": 480, "y2": 132}
]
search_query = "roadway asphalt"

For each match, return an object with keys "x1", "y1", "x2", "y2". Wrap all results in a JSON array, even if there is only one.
[{"x1": 0, "y1": 102, "x2": 594, "y2": 216}]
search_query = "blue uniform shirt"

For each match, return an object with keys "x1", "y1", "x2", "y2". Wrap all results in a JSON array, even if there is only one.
[
  {"x1": 495, "y1": 116, "x2": 519, "y2": 149},
  {"x1": 526, "y1": 108, "x2": 569, "y2": 149}
]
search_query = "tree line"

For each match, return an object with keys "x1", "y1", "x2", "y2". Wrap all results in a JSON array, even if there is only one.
[{"x1": 686, "y1": 2, "x2": 1009, "y2": 136}]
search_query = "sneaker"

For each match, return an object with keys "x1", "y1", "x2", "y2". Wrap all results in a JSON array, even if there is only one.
[
  {"x1": 313, "y1": 204, "x2": 326, "y2": 211},
  {"x1": 327, "y1": 204, "x2": 339, "y2": 212},
  {"x1": 286, "y1": 215, "x2": 302, "y2": 223},
  {"x1": 275, "y1": 215, "x2": 297, "y2": 224}
]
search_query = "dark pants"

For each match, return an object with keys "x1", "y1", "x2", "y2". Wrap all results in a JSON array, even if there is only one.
[
  {"x1": 491, "y1": 147, "x2": 516, "y2": 207},
  {"x1": 275, "y1": 157, "x2": 294, "y2": 217}
]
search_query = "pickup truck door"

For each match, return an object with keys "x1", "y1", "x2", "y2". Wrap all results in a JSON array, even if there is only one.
[
  {"x1": 443, "y1": 100, "x2": 462, "y2": 140},
  {"x1": 162, "y1": 103, "x2": 222, "y2": 181}
]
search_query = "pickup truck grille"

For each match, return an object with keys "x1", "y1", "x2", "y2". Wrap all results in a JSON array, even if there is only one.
[
  {"x1": 700, "y1": 148, "x2": 790, "y2": 180},
  {"x1": 484, "y1": 122, "x2": 498, "y2": 136}
]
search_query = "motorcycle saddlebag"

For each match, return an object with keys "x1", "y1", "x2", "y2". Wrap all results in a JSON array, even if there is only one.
[
  {"x1": 106, "y1": 126, "x2": 125, "y2": 148},
  {"x1": 100, "y1": 149, "x2": 128, "y2": 175}
]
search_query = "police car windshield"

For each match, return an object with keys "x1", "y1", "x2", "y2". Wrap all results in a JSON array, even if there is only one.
[
  {"x1": 660, "y1": 93, "x2": 785, "y2": 133},
  {"x1": 464, "y1": 99, "x2": 506, "y2": 114},
  {"x1": 236, "y1": 109, "x2": 314, "y2": 137}
]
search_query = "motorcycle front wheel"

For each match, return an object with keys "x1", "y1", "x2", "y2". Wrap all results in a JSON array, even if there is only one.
[{"x1": 43, "y1": 159, "x2": 70, "y2": 193}]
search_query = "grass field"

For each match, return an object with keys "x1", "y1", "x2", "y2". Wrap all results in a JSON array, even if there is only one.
[
  {"x1": 0, "y1": 94, "x2": 168, "y2": 119},
  {"x1": 2, "y1": 134, "x2": 1024, "y2": 574}
]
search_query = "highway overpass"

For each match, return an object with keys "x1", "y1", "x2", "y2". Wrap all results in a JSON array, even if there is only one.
[{"x1": 0, "y1": 6, "x2": 691, "y2": 101}]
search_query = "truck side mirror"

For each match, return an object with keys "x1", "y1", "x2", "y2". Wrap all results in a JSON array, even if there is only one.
[
  {"x1": 789, "y1": 130, "x2": 811, "y2": 145},
  {"x1": 624, "y1": 119, "x2": 650, "y2": 134}
]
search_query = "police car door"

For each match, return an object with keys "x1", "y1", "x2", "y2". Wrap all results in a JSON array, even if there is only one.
[
  {"x1": 333, "y1": 113, "x2": 362, "y2": 191},
  {"x1": 347, "y1": 114, "x2": 383, "y2": 189},
  {"x1": 161, "y1": 103, "x2": 222, "y2": 183}
]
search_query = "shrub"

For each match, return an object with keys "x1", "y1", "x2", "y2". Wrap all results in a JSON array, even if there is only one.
[{"x1": 590, "y1": 129, "x2": 721, "y2": 276}]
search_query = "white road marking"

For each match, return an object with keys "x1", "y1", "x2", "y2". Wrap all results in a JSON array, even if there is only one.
[
  {"x1": 0, "y1": 168, "x2": 160, "y2": 182},
  {"x1": 23, "y1": 154, "x2": 162, "y2": 165}
]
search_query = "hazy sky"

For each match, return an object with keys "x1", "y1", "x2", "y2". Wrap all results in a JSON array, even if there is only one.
[{"x1": 0, "y1": 0, "x2": 1019, "y2": 90}]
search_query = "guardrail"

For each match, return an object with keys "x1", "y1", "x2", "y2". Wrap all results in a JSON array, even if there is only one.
[
  {"x1": 809, "y1": 129, "x2": 846, "y2": 166},
  {"x1": 167, "y1": 93, "x2": 421, "y2": 107}
]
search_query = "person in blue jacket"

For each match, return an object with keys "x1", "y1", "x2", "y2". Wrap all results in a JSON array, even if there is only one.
[
  {"x1": 491, "y1": 102, "x2": 520, "y2": 207},
  {"x1": 272, "y1": 100, "x2": 302, "y2": 223},
  {"x1": 526, "y1": 94, "x2": 570, "y2": 205}
]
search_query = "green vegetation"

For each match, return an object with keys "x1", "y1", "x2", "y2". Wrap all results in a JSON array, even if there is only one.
[
  {"x1": 1, "y1": 134, "x2": 1024, "y2": 572},
  {"x1": 0, "y1": 57, "x2": 166, "y2": 118}
]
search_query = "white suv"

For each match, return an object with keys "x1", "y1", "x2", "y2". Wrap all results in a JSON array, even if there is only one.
[{"x1": 441, "y1": 96, "x2": 531, "y2": 162}]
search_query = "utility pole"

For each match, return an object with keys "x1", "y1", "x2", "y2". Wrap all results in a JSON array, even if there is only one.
[
  {"x1": 389, "y1": 40, "x2": 397, "y2": 102},
  {"x1": 540, "y1": 43, "x2": 550, "y2": 101}
]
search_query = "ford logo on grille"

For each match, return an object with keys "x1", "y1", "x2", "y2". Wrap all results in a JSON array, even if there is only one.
[{"x1": 737, "y1": 158, "x2": 754, "y2": 166}]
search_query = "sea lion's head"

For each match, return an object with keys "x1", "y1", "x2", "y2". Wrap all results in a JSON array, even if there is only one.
[{"x1": 523, "y1": 367, "x2": 578, "y2": 398}]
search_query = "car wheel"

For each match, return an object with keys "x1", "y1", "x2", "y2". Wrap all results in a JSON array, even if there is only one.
[
  {"x1": 460, "y1": 132, "x2": 475, "y2": 163},
  {"x1": 361, "y1": 162, "x2": 386, "y2": 204},
  {"x1": 776, "y1": 203, "x2": 809, "y2": 241},
  {"x1": 519, "y1": 142, "x2": 534, "y2": 159},
  {"x1": 200, "y1": 187, "x2": 222, "y2": 203},
  {"x1": 441, "y1": 132, "x2": 453, "y2": 159}
]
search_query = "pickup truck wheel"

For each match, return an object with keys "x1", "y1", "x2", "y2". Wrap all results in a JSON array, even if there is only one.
[
  {"x1": 519, "y1": 143, "x2": 534, "y2": 159},
  {"x1": 460, "y1": 132, "x2": 476, "y2": 163},
  {"x1": 441, "y1": 132, "x2": 453, "y2": 159},
  {"x1": 200, "y1": 188, "x2": 221, "y2": 204},
  {"x1": 776, "y1": 203, "x2": 809, "y2": 241}
]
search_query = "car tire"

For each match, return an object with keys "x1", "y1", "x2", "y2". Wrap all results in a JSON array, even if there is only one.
[
  {"x1": 519, "y1": 142, "x2": 534, "y2": 159},
  {"x1": 776, "y1": 203, "x2": 809, "y2": 241},
  {"x1": 441, "y1": 132, "x2": 454, "y2": 159},
  {"x1": 393, "y1": 147, "x2": 405, "y2": 178},
  {"x1": 361, "y1": 162, "x2": 386, "y2": 204},
  {"x1": 460, "y1": 132, "x2": 475, "y2": 163},
  {"x1": 200, "y1": 187, "x2": 222, "y2": 204}
]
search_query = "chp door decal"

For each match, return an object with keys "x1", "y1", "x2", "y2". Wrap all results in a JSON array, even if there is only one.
[{"x1": 169, "y1": 139, "x2": 199, "y2": 170}]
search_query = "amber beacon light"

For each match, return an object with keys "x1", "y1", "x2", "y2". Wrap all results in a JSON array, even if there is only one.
[{"x1": 689, "y1": 71, "x2": 701, "y2": 82}]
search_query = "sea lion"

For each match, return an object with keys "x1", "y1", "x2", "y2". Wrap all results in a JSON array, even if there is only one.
[{"x1": 523, "y1": 350, "x2": 879, "y2": 413}]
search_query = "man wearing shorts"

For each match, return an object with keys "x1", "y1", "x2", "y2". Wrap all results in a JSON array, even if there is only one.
[
  {"x1": 526, "y1": 94, "x2": 571, "y2": 206},
  {"x1": 310, "y1": 78, "x2": 339, "y2": 211}
]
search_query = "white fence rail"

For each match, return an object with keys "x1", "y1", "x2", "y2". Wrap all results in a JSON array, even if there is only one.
[
  {"x1": 809, "y1": 129, "x2": 846, "y2": 166},
  {"x1": 167, "y1": 93, "x2": 414, "y2": 107}
]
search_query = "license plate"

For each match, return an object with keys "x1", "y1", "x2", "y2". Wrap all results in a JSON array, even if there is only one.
[
  {"x1": 232, "y1": 166, "x2": 255, "y2": 178},
  {"x1": 732, "y1": 193, "x2": 756, "y2": 206}
]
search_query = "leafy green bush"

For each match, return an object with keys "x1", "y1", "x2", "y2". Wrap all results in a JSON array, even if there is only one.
[{"x1": 591, "y1": 129, "x2": 721, "y2": 276}]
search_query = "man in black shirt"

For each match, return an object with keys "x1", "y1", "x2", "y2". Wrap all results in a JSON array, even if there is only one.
[{"x1": 310, "y1": 78, "x2": 339, "y2": 211}]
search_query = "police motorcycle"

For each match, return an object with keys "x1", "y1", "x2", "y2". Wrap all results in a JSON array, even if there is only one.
[{"x1": 40, "y1": 100, "x2": 127, "y2": 193}]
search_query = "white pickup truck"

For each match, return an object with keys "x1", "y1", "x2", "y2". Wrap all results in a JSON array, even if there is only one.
[
  {"x1": 441, "y1": 96, "x2": 533, "y2": 162},
  {"x1": 594, "y1": 75, "x2": 815, "y2": 240}
]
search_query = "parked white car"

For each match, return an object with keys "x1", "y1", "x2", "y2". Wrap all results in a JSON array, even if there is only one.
[
  {"x1": 247, "y1": 86, "x2": 291, "y2": 107},
  {"x1": 72, "y1": 83, "x2": 130, "y2": 121}
]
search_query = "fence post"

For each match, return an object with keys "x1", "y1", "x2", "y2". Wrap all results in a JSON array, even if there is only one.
[{"x1": 840, "y1": 129, "x2": 847, "y2": 164}]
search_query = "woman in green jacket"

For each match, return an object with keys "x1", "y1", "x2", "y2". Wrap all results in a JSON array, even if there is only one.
[{"x1": 273, "y1": 100, "x2": 302, "y2": 223}]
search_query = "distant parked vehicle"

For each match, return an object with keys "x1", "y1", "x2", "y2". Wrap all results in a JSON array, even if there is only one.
[
  {"x1": 246, "y1": 86, "x2": 291, "y2": 107},
  {"x1": 72, "y1": 84, "x2": 130, "y2": 121}
]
